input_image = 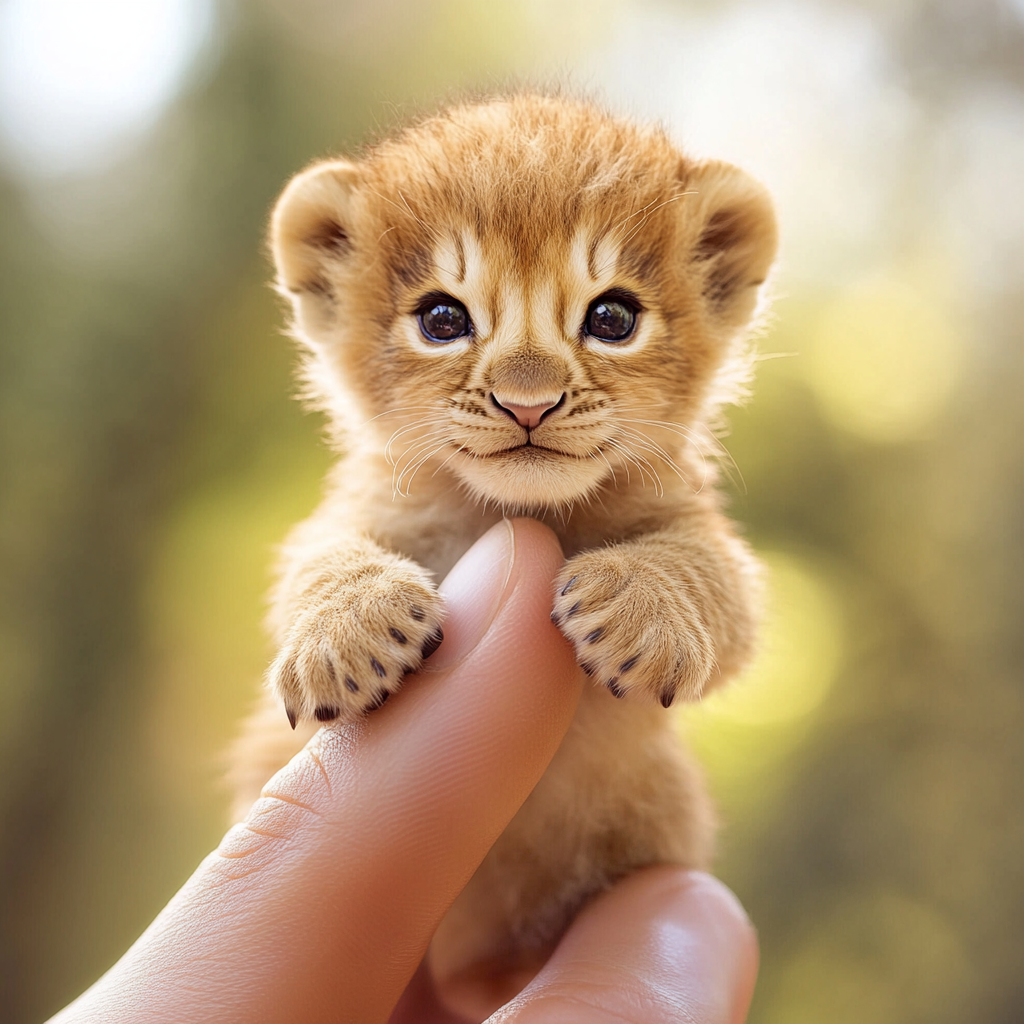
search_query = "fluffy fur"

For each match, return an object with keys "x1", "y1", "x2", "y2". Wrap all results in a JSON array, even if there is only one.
[{"x1": 230, "y1": 93, "x2": 777, "y2": 999}]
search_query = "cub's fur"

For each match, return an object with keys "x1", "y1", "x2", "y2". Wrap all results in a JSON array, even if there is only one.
[{"x1": 231, "y1": 94, "x2": 776, "y2": 995}]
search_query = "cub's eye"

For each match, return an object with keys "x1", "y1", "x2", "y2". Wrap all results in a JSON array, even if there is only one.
[
  {"x1": 585, "y1": 296, "x2": 637, "y2": 342},
  {"x1": 417, "y1": 297, "x2": 470, "y2": 343}
]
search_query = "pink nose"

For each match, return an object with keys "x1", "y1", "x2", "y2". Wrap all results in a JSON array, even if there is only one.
[{"x1": 491, "y1": 393, "x2": 565, "y2": 429}]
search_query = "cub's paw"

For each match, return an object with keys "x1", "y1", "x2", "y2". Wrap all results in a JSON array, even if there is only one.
[
  {"x1": 269, "y1": 563, "x2": 444, "y2": 727},
  {"x1": 551, "y1": 549, "x2": 715, "y2": 707}
]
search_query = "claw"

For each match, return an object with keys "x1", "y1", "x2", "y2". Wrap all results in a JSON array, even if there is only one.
[
  {"x1": 607, "y1": 678, "x2": 625, "y2": 699},
  {"x1": 660, "y1": 688, "x2": 675, "y2": 709},
  {"x1": 286, "y1": 707, "x2": 298, "y2": 730},
  {"x1": 367, "y1": 689, "x2": 390, "y2": 711},
  {"x1": 421, "y1": 627, "x2": 444, "y2": 659}
]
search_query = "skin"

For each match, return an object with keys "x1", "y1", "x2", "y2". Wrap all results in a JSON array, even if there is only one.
[{"x1": 49, "y1": 519, "x2": 758, "y2": 1024}]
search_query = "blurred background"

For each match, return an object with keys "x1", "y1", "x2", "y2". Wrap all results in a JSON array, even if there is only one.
[{"x1": 1, "y1": 0, "x2": 1022, "y2": 1020}]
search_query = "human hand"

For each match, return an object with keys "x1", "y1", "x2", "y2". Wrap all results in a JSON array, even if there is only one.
[{"x1": 49, "y1": 518, "x2": 757, "y2": 1024}]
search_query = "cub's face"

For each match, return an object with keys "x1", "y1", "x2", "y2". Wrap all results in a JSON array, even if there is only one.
[{"x1": 271, "y1": 97, "x2": 777, "y2": 509}]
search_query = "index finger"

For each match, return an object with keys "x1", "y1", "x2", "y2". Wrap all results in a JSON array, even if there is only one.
[{"x1": 52, "y1": 518, "x2": 582, "y2": 1024}]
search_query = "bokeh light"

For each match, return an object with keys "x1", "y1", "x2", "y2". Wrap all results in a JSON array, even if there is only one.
[
  {"x1": 0, "y1": 0, "x2": 213, "y2": 174},
  {"x1": 806, "y1": 274, "x2": 964, "y2": 442}
]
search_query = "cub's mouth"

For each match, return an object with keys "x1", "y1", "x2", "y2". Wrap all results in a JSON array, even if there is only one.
[
  {"x1": 488, "y1": 442, "x2": 583, "y2": 457},
  {"x1": 445, "y1": 433, "x2": 613, "y2": 507}
]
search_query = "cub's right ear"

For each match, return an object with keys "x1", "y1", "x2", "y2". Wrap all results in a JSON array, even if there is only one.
[{"x1": 269, "y1": 159, "x2": 360, "y2": 318}]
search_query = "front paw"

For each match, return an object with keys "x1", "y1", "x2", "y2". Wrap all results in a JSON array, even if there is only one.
[
  {"x1": 269, "y1": 563, "x2": 444, "y2": 726},
  {"x1": 551, "y1": 549, "x2": 714, "y2": 707}
]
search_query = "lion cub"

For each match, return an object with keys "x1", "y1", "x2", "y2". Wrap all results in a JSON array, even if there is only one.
[{"x1": 232, "y1": 94, "x2": 776, "y2": 998}]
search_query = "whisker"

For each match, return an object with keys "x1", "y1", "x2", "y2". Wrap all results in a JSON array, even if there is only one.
[
  {"x1": 606, "y1": 437, "x2": 663, "y2": 497},
  {"x1": 384, "y1": 424, "x2": 449, "y2": 464},
  {"x1": 389, "y1": 429, "x2": 449, "y2": 495},
  {"x1": 594, "y1": 191, "x2": 699, "y2": 278},
  {"x1": 391, "y1": 434, "x2": 449, "y2": 487},
  {"x1": 616, "y1": 414, "x2": 726, "y2": 493},
  {"x1": 616, "y1": 426, "x2": 691, "y2": 490},
  {"x1": 398, "y1": 443, "x2": 450, "y2": 496},
  {"x1": 429, "y1": 444, "x2": 464, "y2": 478}
]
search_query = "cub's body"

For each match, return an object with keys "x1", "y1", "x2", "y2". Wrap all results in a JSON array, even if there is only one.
[{"x1": 231, "y1": 94, "x2": 776, "y2": 991}]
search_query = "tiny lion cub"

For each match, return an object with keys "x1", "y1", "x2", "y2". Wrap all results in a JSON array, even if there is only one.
[{"x1": 232, "y1": 93, "x2": 776, "y2": 998}]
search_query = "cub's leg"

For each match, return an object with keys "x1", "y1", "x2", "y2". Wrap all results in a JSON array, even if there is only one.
[
  {"x1": 552, "y1": 516, "x2": 759, "y2": 707},
  {"x1": 268, "y1": 527, "x2": 445, "y2": 726}
]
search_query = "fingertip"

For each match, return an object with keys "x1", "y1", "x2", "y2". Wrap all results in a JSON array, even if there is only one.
[
  {"x1": 505, "y1": 517, "x2": 565, "y2": 575},
  {"x1": 488, "y1": 868, "x2": 759, "y2": 1024}
]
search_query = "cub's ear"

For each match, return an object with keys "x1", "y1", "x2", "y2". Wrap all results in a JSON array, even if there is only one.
[
  {"x1": 682, "y1": 160, "x2": 778, "y2": 331},
  {"x1": 269, "y1": 159, "x2": 361, "y2": 312}
]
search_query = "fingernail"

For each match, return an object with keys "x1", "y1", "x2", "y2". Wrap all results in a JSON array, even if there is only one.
[{"x1": 426, "y1": 518, "x2": 515, "y2": 672}]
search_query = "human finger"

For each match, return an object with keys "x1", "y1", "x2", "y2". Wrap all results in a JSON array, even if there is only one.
[
  {"x1": 487, "y1": 869, "x2": 758, "y2": 1024},
  {"x1": 51, "y1": 518, "x2": 582, "y2": 1024}
]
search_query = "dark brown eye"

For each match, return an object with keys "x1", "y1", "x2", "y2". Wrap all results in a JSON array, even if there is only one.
[
  {"x1": 585, "y1": 296, "x2": 637, "y2": 342},
  {"x1": 418, "y1": 298, "x2": 470, "y2": 343}
]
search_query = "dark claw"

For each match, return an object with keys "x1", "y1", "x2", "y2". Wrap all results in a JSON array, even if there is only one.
[
  {"x1": 565, "y1": 600, "x2": 582, "y2": 618},
  {"x1": 660, "y1": 688, "x2": 675, "y2": 709},
  {"x1": 345, "y1": 675, "x2": 359, "y2": 693},
  {"x1": 370, "y1": 656, "x2": 387, "y2": 678},
  {"x1": 560, "y1": 575, "x2": 579, "y2": 596},
  {"x1": 585, "y1": 627, "x2": 604, "y2": 644},
  {"x1": 550, "y1": 611, "x2": 562, "y2": 626},
  {"x1": 421, "y1": 627, "x2": 444, "y2": 659},
  {"x1": 367, "y1": 689, "x2": 390, "y2": 711},
  {"x1": 620, "y1": 654, "x2": 641, "y2": 673},
  {"x1": 315, "y1": 705, "x2": 340, "y2": 722},
  {"x1": 389, "y1": 627, "x2": 408, "y2": 644},
  {"x1": 286, "y1": 707, "x2": 297, "y2": 730},
  {"x1": 410, "y1": 606, "x2": 426, "y2": 621},
  {"x1": 580, "y1": 660, "x2": 597, "y2": 677},
  {"x1": 607, "y1": 678, "x2": 625, "y2": 699}
]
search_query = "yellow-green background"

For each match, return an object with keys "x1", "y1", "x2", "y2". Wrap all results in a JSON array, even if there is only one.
[{"x1": 1, "y1": 1, "x2": 1022, "y2": 1021}]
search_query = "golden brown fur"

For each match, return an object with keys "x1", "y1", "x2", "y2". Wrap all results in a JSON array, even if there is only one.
[{"x1": 230, "y1": 93, "x2": 777, "y2": 991}]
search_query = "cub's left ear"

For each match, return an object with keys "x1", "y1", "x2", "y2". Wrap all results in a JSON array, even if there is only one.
[
  {"x1": 682, "y1": 160, "x2": 778, "y2": 331},
  {"x1": 269, "y1": 159, "x2": 361, "y2": 333}
]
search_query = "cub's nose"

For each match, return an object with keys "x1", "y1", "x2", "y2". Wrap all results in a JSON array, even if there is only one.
[{"x1": 491, "y1": 393, "x2": 566, "y2": 429}]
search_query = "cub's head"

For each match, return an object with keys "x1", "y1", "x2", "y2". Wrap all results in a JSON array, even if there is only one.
[{"x1": 270, "y1": 95, "x2": 777, "y2": 509}]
